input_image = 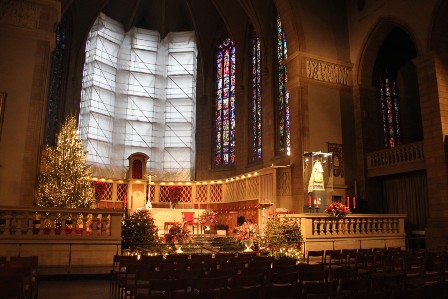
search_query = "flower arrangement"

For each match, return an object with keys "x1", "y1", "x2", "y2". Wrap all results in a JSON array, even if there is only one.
[
  {"x1": 199, "y1": 209, "x2": 218, "y2": 225},
  {"x1": 163, "y1": 221, "x2": 193, "y2": 245},
  {"x1": 235, "y1": 221, "x2": 259, "y2": 243},
  {"x1": 168, "y1": 186, "x2": 183, "y2": 208},
  {"x1": 324, "y1": 202, "x2": 351, "y2": 218}
]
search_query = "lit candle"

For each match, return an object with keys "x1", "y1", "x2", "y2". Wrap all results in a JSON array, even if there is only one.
[
  {"x1": 315, "y1": 195, "x2": 319, "y2": 208},
  {"x1": 353, "y1": 196, "x2": 356, "y2": 209},
  {"x1": 308, "y1": 195, "x2": 312, "y2": 208},
  {"x1": 346, "y1": 196, "x2": 350, "y2": 208}
]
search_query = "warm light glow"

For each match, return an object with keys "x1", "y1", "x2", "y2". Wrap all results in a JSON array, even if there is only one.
[
  {"x1": 160, "y1": 182, "x2": 166, "y2": 185},
  {"x1": 186, "y1": 182, "x2": 191, "y2": 185},
  {"x1": 169, "y1": 182, "x2": 174, "y2": 185},
  {"x1": 254, "y1": 172, "x2": 258, "y2": 176},
  {"x1": 100, "y1": 178, "x2": 106, "y2": 182},
  {"x1": 217, "y1": 180, "x2": 222, "y2": 183}
]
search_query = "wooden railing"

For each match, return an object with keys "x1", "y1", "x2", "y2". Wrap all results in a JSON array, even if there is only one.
[
  {"x1": 366, "y1": 141, "x2": 425, "y2": 177},
  {"x1": 279, "y1": 214, "x2": 406, "y2": 252}
]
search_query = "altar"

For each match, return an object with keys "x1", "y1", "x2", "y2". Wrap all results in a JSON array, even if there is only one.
[{"x1": 150, "y1": 208, "x2": 206, "y2": 236}]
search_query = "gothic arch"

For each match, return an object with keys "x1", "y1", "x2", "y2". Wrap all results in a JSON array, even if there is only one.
[
  {"x1": 273, "y1": 0, "x2": 305, "y2": 53},
  {"x1": 430, "y1": 0, "x2": 448, "y2": 60},
  {"x1": 356, "y1": 18, "x2": 421, "y2": 89}
]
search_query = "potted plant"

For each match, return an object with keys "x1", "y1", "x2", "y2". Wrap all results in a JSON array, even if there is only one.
[
  {"x1": 199, "y1": 209, "x2": 218, "y2": 233},
  {"x1": 168, "y1": 186, "x2": 182, "y2": 208},
  {"x1": 235, "y1": 221, "x2": 259, "y2": 252},
  {"x1": 163, "y1": 221, "x2": 193, "y2": 253}
]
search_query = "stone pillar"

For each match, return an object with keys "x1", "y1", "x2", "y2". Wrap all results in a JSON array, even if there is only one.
[{"x1": 415, "y1": 52, "x2": 448, "y2": 250}]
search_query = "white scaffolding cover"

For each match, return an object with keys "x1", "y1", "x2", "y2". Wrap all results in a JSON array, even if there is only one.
[{"x1": 80, "y1": 13, "x2": 197, "y2": 181}]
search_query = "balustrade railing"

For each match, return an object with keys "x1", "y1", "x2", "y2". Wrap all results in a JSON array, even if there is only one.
[
  {"x1": 279, "y1": 214, "x2": 406, "y2": 252},
  {"x1": 366, "y1": 141, "x2": 425, "y2": 177},
  {"x1": 0, "y1": 207, "x2": 123, "y2": 274},
  {"x1": 0, "y1": 207, "x2": 123, "y2": 238}
]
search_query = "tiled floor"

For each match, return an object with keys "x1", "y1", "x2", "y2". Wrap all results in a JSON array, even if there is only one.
[{"x1": 38, "y1": 275, "x2": 110, "y2": 299}]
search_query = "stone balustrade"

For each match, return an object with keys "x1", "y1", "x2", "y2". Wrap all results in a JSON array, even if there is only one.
[
  {"x1": 366, "y1": 141, "x2": 425, "y2": 177},
  {"x1": 279, "y1": 213, "x2": 406, "y2": 252},
  {"x1": 0, "y1": 207, "x2": 123, "y2": 274}
]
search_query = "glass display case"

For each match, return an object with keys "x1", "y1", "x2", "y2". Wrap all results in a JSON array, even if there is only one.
[{"x1": 303, "y1": 151, "x2": 333, "y2": 213}]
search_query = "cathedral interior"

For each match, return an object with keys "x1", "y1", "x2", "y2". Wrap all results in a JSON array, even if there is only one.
[{"x1": 1, "y1": 0, "x2": 448, "y2": 251}]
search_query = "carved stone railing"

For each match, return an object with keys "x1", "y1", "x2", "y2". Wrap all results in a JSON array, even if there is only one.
[
  {"x1": 279, "y1": 214, "x2": 406, "y2": 252},
  {"x1": 0, "y1": 207, "x2": 123, "y2": 274},
  {"x1": 366, "y1": 141, "x2": 425, "y2": 177}
]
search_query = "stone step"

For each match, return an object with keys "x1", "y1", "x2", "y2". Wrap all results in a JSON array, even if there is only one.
[{"x1": 180, "y1": 235, "x2": 244, "y2": 254}]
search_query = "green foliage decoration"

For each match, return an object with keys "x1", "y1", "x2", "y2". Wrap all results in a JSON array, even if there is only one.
[
  {"x1": 121, "y1": 208, "x2": 160, "y2": 253},
  {"x1": 259, "y1": 215, "x2": 303, "y2": 260}
]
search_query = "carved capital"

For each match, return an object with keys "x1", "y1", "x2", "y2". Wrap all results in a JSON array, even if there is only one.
[{"x1": 0, "y1": 0, "x2": 42, "y2": 30}]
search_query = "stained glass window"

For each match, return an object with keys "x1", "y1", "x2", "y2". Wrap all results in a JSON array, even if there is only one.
[
  {"x1": 249, "y1": 29, "x2": 262, "y2": 162},
  {"x1": 214, "y1": 37, "x2": 236, "y2": 166},
  {"x1": 380, "y1": 67, "x2": 401, "y2": 148},
  {"x1": 276, "y1": 14, "x2": 290, "y2": 155}
]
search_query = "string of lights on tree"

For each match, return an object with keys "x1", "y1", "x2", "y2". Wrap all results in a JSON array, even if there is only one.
[{"x1": 35, "y1": 116, "x2": 95, "y2": 208}]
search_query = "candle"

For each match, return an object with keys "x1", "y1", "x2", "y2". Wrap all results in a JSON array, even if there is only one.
[
  {"x1": 123, "y1": 194, "x2": 127, "y2": 210},
  {"x1": 315, "y1": 195, "x2": 319, "y2": 208},
  {"x1": 346, "y1": 196, "x2": 350, "y2": 208},
  {"x1": 308, "y1": 195, "x2": 312, "y2": 208},
  {"x1": 353, "y1": 196, "x2": 356, "y2": 209}
]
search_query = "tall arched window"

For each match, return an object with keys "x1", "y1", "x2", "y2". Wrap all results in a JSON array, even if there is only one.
[
  {"x1": 214, "y1": 37, "x2": 236, "y2": 166},
  {"x1": 249, "y1": 29, "x2": 262, "y2": 162},
  {"x1": 276, "y1": 14, "x2": 290, "y2": 155},
  {"x1": 380, "y1": 67, "x2": 401, "y2": 148}
]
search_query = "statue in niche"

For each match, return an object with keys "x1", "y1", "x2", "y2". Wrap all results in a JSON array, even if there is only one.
[{"x1": 308, "y1": 160, "x2": 325, "y2": 192}]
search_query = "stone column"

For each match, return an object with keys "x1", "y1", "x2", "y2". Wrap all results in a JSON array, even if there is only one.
[{"x1": 414, "y1": 51, "x2": 448, "y2": 250}]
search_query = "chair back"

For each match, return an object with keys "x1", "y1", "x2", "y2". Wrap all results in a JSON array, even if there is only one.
[{"x1": 182, "y1": 212, "x2": 195, "y2": 223}]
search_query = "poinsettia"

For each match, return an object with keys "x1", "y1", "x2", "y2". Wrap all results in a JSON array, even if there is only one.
[
  {"x1": 168, "y1": 186, "x2": 182, "y2": 207},
  {"x1": 324, "y1": 202, "x2": 351, "y2": 218},
  {"x1": 163, "y1": 221, "x2": 193, "y2": 245}
]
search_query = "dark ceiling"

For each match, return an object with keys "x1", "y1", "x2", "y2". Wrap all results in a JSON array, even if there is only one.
[
  {"x1": 101, "y1": 0, "x2": 194, "y2": 35},
  {"x1": 62, "y1": 0, "x2": 196, "y2": 38}
]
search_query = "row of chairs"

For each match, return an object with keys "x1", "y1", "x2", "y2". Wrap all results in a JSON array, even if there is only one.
[
  {"x1": 0, "y1": 255, "x2": 39, "y2": 299},
  {"x1": 304, "y1": 248, "x2": 448, "y2": 298},
  {"x1": 114, "y1": 260, "x2": 332, "y2": 299},
  {"x1": 111, "y1": 249, "x2": 448, "y2": 299},
  {"x1": 306, "y1": 248, "x2": 448, "y2": 283}
]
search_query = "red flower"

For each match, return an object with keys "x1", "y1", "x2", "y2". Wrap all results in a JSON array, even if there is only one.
[{"x1": 168, "y1": 186, "x2": 182, "y2": 207}]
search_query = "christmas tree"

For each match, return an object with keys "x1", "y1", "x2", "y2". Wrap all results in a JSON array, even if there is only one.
[
  {"x1": 122, "y1": 208, "x2": 160, "y2": 253},
  {"x1": 35, "y1": 116, "x2": 95, "y2": 208}
]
